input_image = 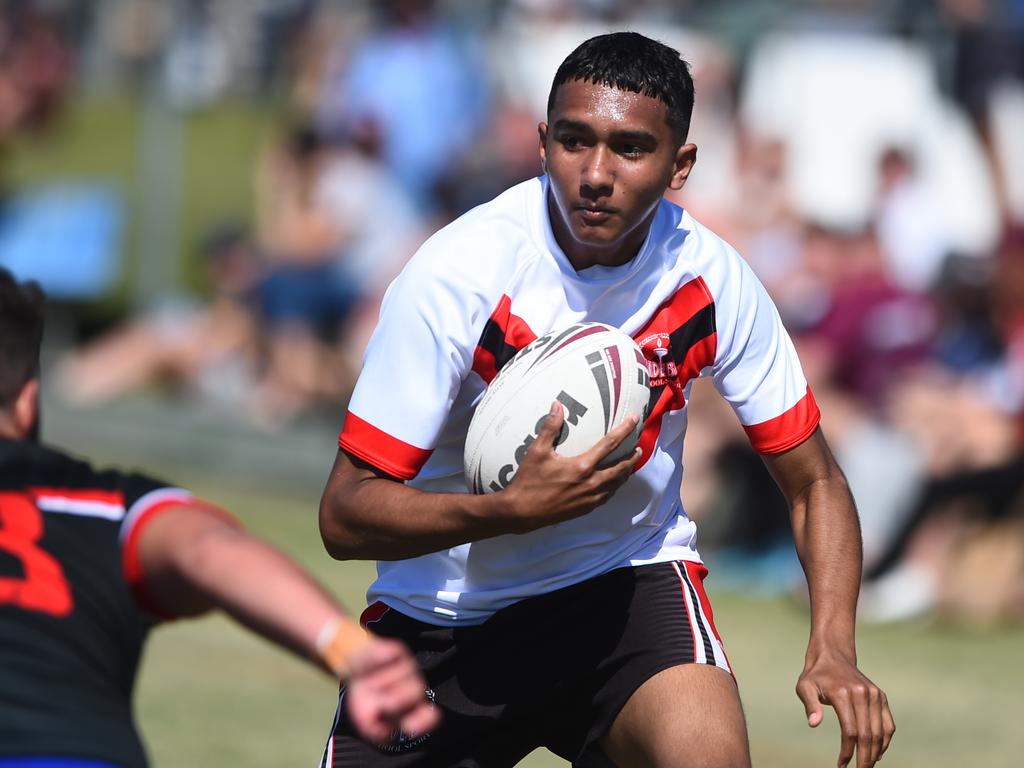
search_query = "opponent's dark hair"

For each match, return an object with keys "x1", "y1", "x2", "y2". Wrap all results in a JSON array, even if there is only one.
[
  {"x1": 0, "y1": 266, "x2": 45, "y2": 407},
  {"x1": 547, "y1": 32, "x2": 695, "y2": 143}
]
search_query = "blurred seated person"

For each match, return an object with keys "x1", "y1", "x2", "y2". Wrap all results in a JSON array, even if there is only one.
[
  {"x1": 861, "y1": 229, "x2": 1024, "y2": 623},
  {"x1": 55, "y1": 225, "x2": 260, "y2": 408},
  {"x1": 253, "y1": 123, "x2": 424, "y2": 422}
]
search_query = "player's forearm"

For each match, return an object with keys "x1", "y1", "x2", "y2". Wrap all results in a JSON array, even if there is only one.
[
  {"x1": 319, "y1": 476, "x2": 513, "y2": 560},
  {"x1": 179, "y1": 525, "x2": 361, "y2": 665},
  {"x1": 790, "y1": 476, "x2": 862, "y2": 659}
]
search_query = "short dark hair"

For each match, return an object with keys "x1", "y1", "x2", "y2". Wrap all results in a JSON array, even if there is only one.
[
  {"x1": 547, "y1": 32, "x2": 696, "y2": 143},
  {"x1": 0, "y1": 267, "x2": 45, "y2": 407}
]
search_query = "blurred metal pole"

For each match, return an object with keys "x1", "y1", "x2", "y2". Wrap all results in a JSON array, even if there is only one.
[{"x1": 133, "y1": 72, "x2": 184, "y2": 308}]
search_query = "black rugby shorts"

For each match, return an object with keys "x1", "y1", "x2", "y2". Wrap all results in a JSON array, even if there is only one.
[{"x1": 319, "y1": 560, "x2": 731, "y2": 768}]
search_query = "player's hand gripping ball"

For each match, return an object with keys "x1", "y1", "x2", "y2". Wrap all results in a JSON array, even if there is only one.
[{"x1": 465, "y1": 322, "x2": 651, "y2": 494}]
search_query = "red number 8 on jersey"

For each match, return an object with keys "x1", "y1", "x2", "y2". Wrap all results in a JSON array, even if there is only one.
[{"x1": 0, "y1": 491, "x2": 73, "y2": 617}]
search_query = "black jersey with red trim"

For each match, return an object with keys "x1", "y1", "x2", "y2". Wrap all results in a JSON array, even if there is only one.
[{"x1": 0, "y1": 438, "x2": 193, "y2": 768}]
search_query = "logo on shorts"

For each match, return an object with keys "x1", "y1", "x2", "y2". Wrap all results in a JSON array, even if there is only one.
[{"x1": 376, "y1": 688, "x2": 437, "y2": 753}]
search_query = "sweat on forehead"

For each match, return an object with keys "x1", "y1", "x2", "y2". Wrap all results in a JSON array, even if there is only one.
[{"x1": 548, "y1": 80, "x2": 672, "y2": 135}]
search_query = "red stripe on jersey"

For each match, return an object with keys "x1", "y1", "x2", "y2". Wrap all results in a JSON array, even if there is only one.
[
  {"x1": 631, "y1": 277, "x2": 717, "y2": 470},
  {"x1": 27, "y1": 487, "x2": 124, "y2": 506},
  {"x1": 632, "y1": 276, "x2": 715, "y2": 347},
  {"x1": 676, "y1": 332, "x2": 718, "y2": 384},
  {"x1": 634, "y1": 386, "x2": 676, "y2": 470},
  {"x1": 471, "y1": 294, "x2": 537, "y2": 384},
  {"x1": 339, "y1": 412, "x2": 433, "y2": 481},
  {"x1": 743, "y1": 386, "x2": 820, "y2": 455}
]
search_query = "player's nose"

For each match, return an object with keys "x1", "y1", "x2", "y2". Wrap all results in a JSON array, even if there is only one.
[{"x1": 580, "y1": 145, "x2": 613, "y2": 197}]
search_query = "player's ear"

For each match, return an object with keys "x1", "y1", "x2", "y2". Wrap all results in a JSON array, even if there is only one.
[
  {"x1": 668, "y1": 143, "x2": 697, "y2": 191},
  {"x1": 538, "y1": 122, "x2": 548, "y2": 174},
  {"x1": 13, "y1": 377, "x2": 39, "y2": 440}
]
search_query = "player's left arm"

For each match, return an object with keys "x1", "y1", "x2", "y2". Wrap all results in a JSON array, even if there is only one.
[
  {"x1": 763, "y1": 429, "x2": 895, "y2": 768},
  {"x1": 133, "y1": 502, "x2": 439, "y2": 742}
]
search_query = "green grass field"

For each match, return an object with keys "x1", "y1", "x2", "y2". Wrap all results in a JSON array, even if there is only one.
[{"x1": 130, "y1": 480, "x2": 1024, "y2": 768}]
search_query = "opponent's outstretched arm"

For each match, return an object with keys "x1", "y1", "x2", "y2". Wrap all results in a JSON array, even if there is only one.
[
  {"x1": 319, "y1": 404, "x2": 641, "y2": 561},
  {"x1": 135, "y1": 503, "x2": 439, "y2": 744},
  {"x1": 763, "y1": 428, "x2": 895, "y2": 768}
]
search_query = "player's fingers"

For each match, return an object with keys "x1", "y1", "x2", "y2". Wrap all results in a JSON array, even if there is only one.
[
  {"x1": 582, "y1": 414, "x2": 640, "y2": 466},
  {"x1": 345, "y1": 695, "x2": 394, "y2": 745},
  {"x1": 850, "y1": 685, "x2": 872, "y2": 768},
  {"x1": 880, "y1": 692, "x2": 896, "y2": 756},
  {"x1": 592, "y1": 442, "x2": 641, "y2": 480},
  {"x1": 387, "y1": 674, "x2": 433, "y2": 710},
  {"x1": 360, "y1": 655, "x2": 422, "y2": 696},
  {"x1": 831, "y1": 688, "x2": 857, "y2": 768},
  {"x1": 364, "y1": 718, "x2": 394, "y2": 745},
  {"x1": 400, "y1": 700, "x2": 442, "y2": 738},
  {"x1": 867, "y1": 686, "x2": 884, "y2": 765},
  {"x1": 795, "y1": 678, "x2": 824, "y2": 727},
  {"x1": 533, "y1": 400, "x2": 565, "y2": 449}
]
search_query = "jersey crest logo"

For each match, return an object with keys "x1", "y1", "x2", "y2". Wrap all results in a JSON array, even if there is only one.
[{"x1": 638, "y1": 333, "x2": 684, "y2": 399}]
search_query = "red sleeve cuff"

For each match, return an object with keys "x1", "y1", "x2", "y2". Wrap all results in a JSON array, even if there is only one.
[
  {"x1": 121, "y1": 492, "x2": 241, "y2": 620},
  {"x1": 338, "y1": 411, "x2": 433, "y2": 481},
  {"x1": 743, "y1": 387, "x2": 821, "y2": 455},
  {"x1": 122, "y1": 497, "x2": 188, "y2": 620}
]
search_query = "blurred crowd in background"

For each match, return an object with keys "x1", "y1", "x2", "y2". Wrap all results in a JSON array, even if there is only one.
[{"x1": 1, "y1": 0, "x2": 1023, "y2": 626}]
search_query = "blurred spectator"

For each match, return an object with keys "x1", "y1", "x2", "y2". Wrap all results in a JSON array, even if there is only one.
[
  {"x1": 801, "y1": 226, "x2": 938, "y2": 409},
  {"x1": 161, "y1": 0, "x2": 230, "y2": 109},
  {"x1": 740, "y1": 30, "x2": 1001, "y2": 252},
  {"x1": 252, "y1": 122, "x2": 424, "y2": 423},
  {"x1": 874, "y1": 146, "x2": 952, "y2": 293},
  {"x1": 314, "y1": 0, "x2": 489, "y2": 209},
  {"x1": 0, "y1": 4, "x2": 72, "y2": 138},
  {"x1": 860, "y1": 227, "x2": 1024, "y2": 623},
  {"x1": 55, "y1": 224, "x2": 260, "y2": 408},
  {"x1": 252, "y1": 124, "x2": 358, "y2": 423}
]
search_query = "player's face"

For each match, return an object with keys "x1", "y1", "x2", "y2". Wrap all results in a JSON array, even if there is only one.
[{"x1": 540, "y1": 80, "x2": 696, "y2": 270}]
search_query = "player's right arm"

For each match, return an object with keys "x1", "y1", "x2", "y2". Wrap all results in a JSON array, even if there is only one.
[
  {"x1": 319, "y1": 402, "x2": 641, "y2": 560},
  {"x1": 132, "y1": 501, "x2": 439, "y2": 743}
]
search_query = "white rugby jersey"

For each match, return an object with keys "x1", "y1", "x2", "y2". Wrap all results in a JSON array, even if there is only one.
[{"x1": 340, "y1": 176, "x2": 819, "y2": 625}]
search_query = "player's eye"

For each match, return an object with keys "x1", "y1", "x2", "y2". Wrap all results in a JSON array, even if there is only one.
[
  {"x1": 558, "y1": 135, "x2": 584, "y2": 151},
  {"x1": 617, "y1": 144, "x2": 646, "y2": 158}
]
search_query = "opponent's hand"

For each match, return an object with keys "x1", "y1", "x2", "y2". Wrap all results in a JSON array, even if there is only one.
[
  {"x1": 796, "y1": 650, "x2": 895, "y2": 768},
  {"x1": 500, "y1": 400, "x2": 642, "y2": 533},
  {"x1": 345, "y1": 637, "x2": 440, "y2": 745}
]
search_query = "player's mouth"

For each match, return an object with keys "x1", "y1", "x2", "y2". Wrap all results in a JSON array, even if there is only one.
[{"x1": 575, "y1": 205, "x2": 616, "y2": 225}]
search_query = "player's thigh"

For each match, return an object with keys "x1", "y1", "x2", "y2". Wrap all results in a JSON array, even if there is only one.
[{"x1": 598, "y1": 664, "x2": 751, "y2": 768}]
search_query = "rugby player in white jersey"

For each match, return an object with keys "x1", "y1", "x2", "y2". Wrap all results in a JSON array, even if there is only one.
[{"x1": 318, "y1": 31, "x2": 894, "y2": 768}]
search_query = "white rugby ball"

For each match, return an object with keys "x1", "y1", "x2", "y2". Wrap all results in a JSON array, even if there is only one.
[{"x1": 464, "y1": 322, "x2": 651, "y2": 494}]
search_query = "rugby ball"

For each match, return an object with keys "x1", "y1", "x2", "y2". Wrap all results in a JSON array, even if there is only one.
[{"x1": 464, "y1": 322, "x2": 651, "y2": 494}]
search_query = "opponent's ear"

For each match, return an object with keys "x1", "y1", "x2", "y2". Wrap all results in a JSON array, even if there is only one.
[
  {"x1": 12, "y1": 378, "x2": 39, "y2": 440},
  {"x1": 668, "y1": 143, "x2": 698, "y2": 191},
  {"x1": 538, "y1": 122, "x2": 548, "y2": 174}
]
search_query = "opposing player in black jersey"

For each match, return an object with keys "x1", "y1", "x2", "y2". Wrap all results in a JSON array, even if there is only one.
[{"x1": 0, "y1": 266, "x2": 439, "y2": 768}]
